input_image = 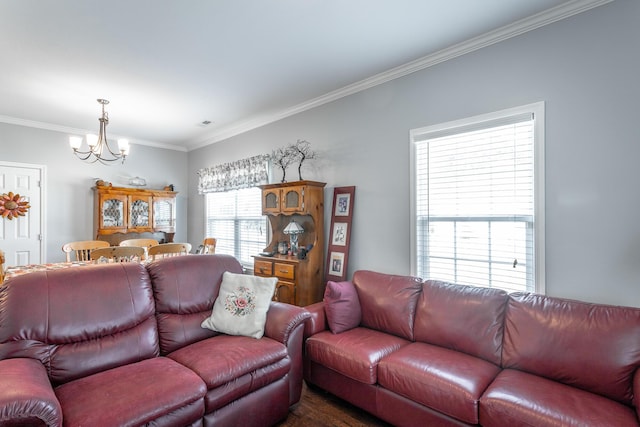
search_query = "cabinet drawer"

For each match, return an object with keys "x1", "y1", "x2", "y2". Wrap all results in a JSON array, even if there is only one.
[
  {"x1": 274, "y1": 262, "x2": 295, "y2": 280},
  {"x1": 254, "y1": 260, "x2": 273, "y2": 276}
]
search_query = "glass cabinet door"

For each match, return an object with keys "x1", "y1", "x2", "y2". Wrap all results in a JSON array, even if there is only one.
[
  {"x1": 100, "y1": 194, "x2": 127, "y2": 233},
  {"x1": 128, "y1": 195, "x2": 153, "y2": 231},
  {"x1": 153, "y1": 197, "x2": 176, "y2": 232},
  {"x1": 281, "y1": 186, "x2": 304, "y2": 213},
  {"x1": 262, "y1": 189, "x2": 280, "y2": 214}
]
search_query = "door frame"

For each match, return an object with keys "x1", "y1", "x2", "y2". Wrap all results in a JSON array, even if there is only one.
[{"x1": 0, "y1": 161, "x2": 47, "y2": 263}]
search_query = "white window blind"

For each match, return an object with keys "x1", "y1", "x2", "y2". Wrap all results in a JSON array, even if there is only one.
[
  {"x1": 411, "y1": 104, "x2": 544, "y2": 293},
  {"x1": 204, "y1": 187, "x2": 267, "y2": 268}
]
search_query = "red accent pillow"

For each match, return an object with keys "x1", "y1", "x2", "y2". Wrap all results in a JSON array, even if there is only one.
[{"x1": 324, "y1": 280, "x2": 361, "y2": 334}]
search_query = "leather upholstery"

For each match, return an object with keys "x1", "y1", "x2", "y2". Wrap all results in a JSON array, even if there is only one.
[
  {"x1": 0, "y1": 263, "x2": 158, "y2": 384},
  {"x1": 55, "y1": 358, "x2": 207, "y2": 426},
  {"x1": 306, "y1": 328, "x2": 409, "y2": 384},
  {"x1": 378, "y1": 342, "x2": 501, "y2": 424},
  {"x1": 304, "y1": 270, "x2": 640, "y2": 426},
  {"x1": 352, "y1": 270, "x2": 422, "y2": 340},
  {"x1": 0, "y1": 254, "x2": 310, "y2": 426},
  {"x1": 480, "y1": 369, "x2": 639, "y2": 426},
  {"x1": 415, "y1": 280, "x2": 508, "y2": 365},
  {"x1": 147, "y1": 254, "x2": 244, "y2": 354},
  {"x1": 503, "y1": 292, "x2": 640, "y2": 405},
  {"x1": 0, "y1": 358, "x2": 62, "y2": 426}
]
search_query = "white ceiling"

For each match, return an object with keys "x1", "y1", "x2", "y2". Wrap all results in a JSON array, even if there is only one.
[{"x1": 0, "y1": 0, "x2": 608, "y2": 152}]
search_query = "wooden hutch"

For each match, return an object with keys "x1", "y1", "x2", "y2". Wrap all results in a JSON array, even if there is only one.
[
  {"x1": 93, "y1": 184, "x2": 177, "y2": 245},
  {"x1": 253, "y1": 180, "x2": 325, "y2": 306}
]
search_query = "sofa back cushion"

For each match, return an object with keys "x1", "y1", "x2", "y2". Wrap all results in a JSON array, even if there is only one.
[
  {"x1": 0, "y1": 263, "x2": 158, "y2": 385},
  {"x1": 414, "y1": 280, "x2": 508, "y2": 365},
  {"x1": 503, "y1": 292, "x2": 640, "y2": 405},
  {"x1": 352, "y1": 270, "x2": 423, "y2": 340},
  {"x1": 147, "y1": 254, "x2": 244, "y2": 354}
]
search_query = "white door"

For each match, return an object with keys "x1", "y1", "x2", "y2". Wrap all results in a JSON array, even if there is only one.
[{"x1": 0, "y1": 162, "x2": 44, "y2": 266}]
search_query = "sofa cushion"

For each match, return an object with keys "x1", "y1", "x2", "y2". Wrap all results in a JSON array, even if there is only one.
[
  {"x1": 168, "y1": 334, "x2": 289, "y2": 412},
  {"x1": 352, "y1": 270, "x2": 423, "y2": 340},
  {"x1": 305, "y1": 328, "x2": 410, "y2": 384},
  {"x1": 378, "y1": 342, "x2": 501, "y2": 424},
  {"x1": 55, "y1": 357, "x2": 207, "y2": 426},
  {"x1": 147, "y1": 254, "x2": 244, "y2": 353},
  {"x1": 201, "y1": 271, "x2": 277, "y2": 339},
  {"x1": 324, "y1": 280, "x2": 362, "y2": 334},
  {"x1": 503, "y1": 292, "x2": 640, "y2": 405},
  {"x1": 480, "y1": 369, "x2": 639, "y2": 427},
  {"x1": 0, "y1": 263, "x2": 159, "y2": 384},
  {"x1": 414, "y1": 280, "x2": 508, "y2": 365}
]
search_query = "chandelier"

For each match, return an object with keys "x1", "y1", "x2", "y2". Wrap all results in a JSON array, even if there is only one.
[{"x1": 69, "y1": 99, "x2": 130, "y2": 164}]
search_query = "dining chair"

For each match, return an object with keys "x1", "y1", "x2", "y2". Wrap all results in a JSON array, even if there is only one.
[
  {"x1": 62, "y1": 240, "x2": 110, "y2": 262},
  {"x1": 202, "y1": 238, "x2": 217, "y2": 254},
  {"x1": 119, "y1": 238, "x2": 159, "y2": 260},
  {"x1": 90, "y1": 246, "x2": 145, "y2": 263},
  {"x1": 0, "y1": 249, "x2": 5, "y2": 283},
  {"x1": 147, "y1": 243, "x2": 192, "y2": 260}
]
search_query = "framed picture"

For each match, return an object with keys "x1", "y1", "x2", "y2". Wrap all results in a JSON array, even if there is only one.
[
  {"x1": 326, "y1": 186, "x2": 355, "y2": 282},
  {"x1": 334, "y1": 193, "x2": 351, "y2": 217},
  {"x1": 331, "y1": 222, "x2": 348, "y2": 246},
  {"x1": 328, "y1": 252, "x2": 345, "y2": 276}
]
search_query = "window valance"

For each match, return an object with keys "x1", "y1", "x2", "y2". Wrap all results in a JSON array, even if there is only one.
[{"x1": 198, "y1": 154, "x2": 270, "y2": 194}]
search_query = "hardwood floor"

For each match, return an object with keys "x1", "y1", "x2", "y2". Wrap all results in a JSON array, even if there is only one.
[{"x1": 276, "y1": 382, "x2": 392, "y2": 427}]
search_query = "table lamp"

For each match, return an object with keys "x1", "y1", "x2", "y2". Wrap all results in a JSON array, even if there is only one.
[{"x1": 283, "y1": 219, "x2": 304, "y2": 255}]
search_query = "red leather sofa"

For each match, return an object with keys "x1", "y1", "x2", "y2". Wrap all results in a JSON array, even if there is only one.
[
  {"x1": 303, "y1": 270, "x2": 640, "y2": 426},
  {"x1": 0, "y1": 255, "x2": 310, "y2": 427}
]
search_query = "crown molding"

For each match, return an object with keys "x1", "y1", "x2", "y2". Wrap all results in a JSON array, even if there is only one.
[
  {"x1": 0, "y1": 114, "x2": 187, "y2": 152},
  {"x1": 190, "y1": 0, "x2": 613, "y2": 150}
]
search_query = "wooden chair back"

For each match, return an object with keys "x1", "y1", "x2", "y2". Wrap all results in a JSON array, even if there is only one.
[
  {"x1": 90, "y1": 246, "x2": 145, "y2": 263},
  {"x1": 147, "y1": 243, "x2": 192, "y2": 260},
  {"x1": 119, "y1": 238, "x2": 159, "y2": 260},
  {"x1": 202, "y1": 238, "x2": 217, "y2": 254},
  {"x1": 119, "y1": 238, "x2": 159, "y2": 249},
  {"x1": 62, "y1": 240, "x2": 110, "y2": 262}
]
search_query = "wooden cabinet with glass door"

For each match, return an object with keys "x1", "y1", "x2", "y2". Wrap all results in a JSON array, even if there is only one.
[
  {"x1": 94, "y1": 184, "x2": 177, "y2": 243},
  {"x1": 254, "y1": 180, "x2": 325, "y2": 306}
]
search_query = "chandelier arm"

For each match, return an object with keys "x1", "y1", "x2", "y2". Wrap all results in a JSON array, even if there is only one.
[{"x1": 69, "y1": 99, "x2": 128, "y2": 164}]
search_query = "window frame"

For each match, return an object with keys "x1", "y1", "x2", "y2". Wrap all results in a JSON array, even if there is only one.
[
  {"x1": 203, "y1": 187, "x2": 267, "y2": 269},
  {"x1": 409, "y1": 102, "x2": 545, "y2": 294}
]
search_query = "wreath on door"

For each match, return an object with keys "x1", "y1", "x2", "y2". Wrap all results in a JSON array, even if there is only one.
[{"x1": 0, "y1": 192, "x2": 31, "y2": 220}]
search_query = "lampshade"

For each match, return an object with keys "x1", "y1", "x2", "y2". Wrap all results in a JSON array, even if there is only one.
[
  {"x1": 283, "y1": 220, "x2": 304, "y2": 235},
  {"x1": 69, "y1": 99, "x2": 130, "y2": 164}
]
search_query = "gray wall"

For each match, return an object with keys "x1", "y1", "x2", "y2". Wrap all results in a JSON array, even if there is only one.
[
  {"x1": 0, "y1": 123, "x2": 188, "y2": 262},
  {"x1": 188, "y1": 1, "x2": 640, "y2": 307}
]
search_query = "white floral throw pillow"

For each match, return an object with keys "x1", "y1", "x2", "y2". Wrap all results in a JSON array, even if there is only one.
[{"x1": 201, "y1": 271, "x2": 277, "y2": 339}]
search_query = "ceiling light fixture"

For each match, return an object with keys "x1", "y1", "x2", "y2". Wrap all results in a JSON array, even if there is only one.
[{"x1": 69, "y1": 99, "x2": 130, "y2": 164}]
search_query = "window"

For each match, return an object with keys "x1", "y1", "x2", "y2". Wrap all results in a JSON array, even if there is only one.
[
  {"x1": 204, "y1": 187, "x2": 267, "y2": 268},
  {"x1": 410, "y1": 103, "x2": 545, "y2": 293}
]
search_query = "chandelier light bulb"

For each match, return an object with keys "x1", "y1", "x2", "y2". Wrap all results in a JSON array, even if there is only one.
[{"x1": 68, "y1": 99, "x2": 130, "y2": 164}]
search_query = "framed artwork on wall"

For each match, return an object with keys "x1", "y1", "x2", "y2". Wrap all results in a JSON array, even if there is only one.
[
  {"x1": 328, "y1": 252, "x2": 345, "y2": 276},
  {"x1": 326, "y1": 186, "x2": 355, "y2": 282}
]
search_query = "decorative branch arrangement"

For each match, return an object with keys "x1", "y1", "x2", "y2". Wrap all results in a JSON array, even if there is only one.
[
  {"x1": 271, "y1": 145, "x2": 298, "y2": 183},
  {"x1": 292, "y1": 140, "x2": 317, "y2": 180},
  {"x1": 271, "y1": 139, "x2": 317, "y2": 182}
]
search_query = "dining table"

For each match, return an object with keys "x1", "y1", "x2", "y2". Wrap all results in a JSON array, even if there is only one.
[{"x1": 2, "y1": 261, "x2": 95, "y2": 282}]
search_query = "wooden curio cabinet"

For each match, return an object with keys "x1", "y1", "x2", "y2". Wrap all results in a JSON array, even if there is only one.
[
  {"x1": 94, "y1": 185, "x2": 177, "y2": 244},
  {"x1": 253, "y1": 180, "x2": 325, "y2": 307}
]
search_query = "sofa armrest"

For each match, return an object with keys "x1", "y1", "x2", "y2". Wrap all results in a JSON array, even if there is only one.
[
  {"x1": 0, "y1": 358, "x2": 62, "y2": 426},
  {"x1": 304, "y1": 302, "x2": 328, "y2": 338},
  {"x1": 264, "y1": 301, "x2": 311, "y2": 345},
  {"x1": 264, "y1": 302, "x2": 311, "y2": 406}
]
